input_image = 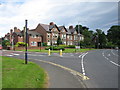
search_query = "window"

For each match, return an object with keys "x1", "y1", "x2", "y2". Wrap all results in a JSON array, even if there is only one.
[
  {"x1": 32, "y1": 35, "x2": 36, "y2": 38},
  {"x1": 31, "y1": 41, "x2": 37, "y2": 46},
  {"x1": 47, "y1": 33, "x2": 50, "y2": 38},
  {"x1": 74, "y1": 35, "x2": 78, "y2": 40}
]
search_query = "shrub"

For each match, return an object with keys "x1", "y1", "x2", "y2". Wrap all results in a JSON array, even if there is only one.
[
  {"x1": 15, "y1": 42, "x2": 27, "y2": 47},
  {"x1": 45, "y1": 46, "x2": 65, "y2": 51},
  {"x1": 67, "y1": 45, "x2": 75, "y2": 48},
  {"x1": 59, "y1": 45, "x2": 68, "y2": 48}
]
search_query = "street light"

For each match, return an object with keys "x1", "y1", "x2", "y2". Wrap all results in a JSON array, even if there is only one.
[
  {"x1": 25, "y1": 20, "x2": 28, "y2": 64},
  {"x1": 78, "y1": 22, "x2": 80, "y2": 49}
]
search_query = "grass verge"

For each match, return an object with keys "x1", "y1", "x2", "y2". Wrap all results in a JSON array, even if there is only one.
[{"x1": 2, "y1": 56, "x2": 48, "y2": 88}]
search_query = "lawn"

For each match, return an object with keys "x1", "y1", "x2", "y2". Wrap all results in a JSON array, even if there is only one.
[
  {"x1": 2, "y1": 56, "x2": 48, "y2": 88},
  {"x1": 17, "y1": 48, "x2": 95, "y2": 53}
]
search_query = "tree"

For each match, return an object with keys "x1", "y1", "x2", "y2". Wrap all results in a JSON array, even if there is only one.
[
  {"x1": 107, "y1": 25, "x2": 120, "y2": 47},
  {"x1": 2, "y1": 40, "x2": 11, "y2": 48},
  {"x1": 57, "y1": 36, "x2": 62, "y2": 45}
]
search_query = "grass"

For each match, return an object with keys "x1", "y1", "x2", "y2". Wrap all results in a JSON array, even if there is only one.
[
  {"x1": 17, "y1": 48, "x2": 95, "y2": 53},
  {"x1": 2, "y1": 56, "x2": 48, "y2": 88}
]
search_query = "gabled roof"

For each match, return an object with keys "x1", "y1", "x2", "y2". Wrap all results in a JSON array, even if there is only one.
[
  {"x1": 66, "y1": 28, "x2": 76, "y2": 34},
  {"x1": 39, "y1": 23, "x2": 59, "y2": 32},
  {"x1": 13, "y1": 32, "x2": 22, "y2": 36},
  {"x1": 58, "y1": 26, "x2": 67, "y2": 32}
]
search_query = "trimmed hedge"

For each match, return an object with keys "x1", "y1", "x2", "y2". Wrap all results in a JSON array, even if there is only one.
[{"x1": 45, "y1": 46, "x2": 65, "y2": 51}]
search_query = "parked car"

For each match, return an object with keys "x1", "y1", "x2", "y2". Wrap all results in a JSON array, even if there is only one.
[{"x1": 0, "y1": 45, "x2": 2, "y2": 50}]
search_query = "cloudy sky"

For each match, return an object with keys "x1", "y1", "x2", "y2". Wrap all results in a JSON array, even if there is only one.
[{"x1": 0, "y1": 0, "x2": 119, "y2": 37}]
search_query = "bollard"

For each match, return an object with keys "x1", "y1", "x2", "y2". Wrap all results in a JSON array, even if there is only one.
[
  {"x1": 60, "y1": 49, "x2": 62, "y2": 57},
  {"x1": 48, "y1": 49, "x2": 50, "y2": 56}
]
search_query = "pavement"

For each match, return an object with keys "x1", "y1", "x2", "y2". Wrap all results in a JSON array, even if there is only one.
[{"x1": 30, "y1": 59, "x2": 86, "y2": 88}]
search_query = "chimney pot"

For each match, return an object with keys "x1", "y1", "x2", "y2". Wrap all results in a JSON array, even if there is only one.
[
  {"x1": 69, "y1": 25, "x2": 73, "y2": 29},
  {"x1": 50, "y1": 22, "x2": 54, "y2": 25}
]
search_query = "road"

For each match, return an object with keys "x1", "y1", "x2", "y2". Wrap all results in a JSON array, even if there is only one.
[{"x1": 1, "y1": 49, "x2": 119, "y2": 88}]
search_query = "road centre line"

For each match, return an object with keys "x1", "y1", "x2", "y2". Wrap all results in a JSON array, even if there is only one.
[{"x1": 29, "y1": 58, "x2": 89, "y2": 80}]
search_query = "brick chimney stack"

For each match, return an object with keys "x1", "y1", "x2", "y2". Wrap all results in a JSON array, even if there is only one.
[
  {"x1": 50, "y1": 22, "x2": 54, "y2": 25},
  {"x1": 14, "y1": 27, "x2": 21, "y2": 32},
  {"x1": 69, "y1": 25, "x2": 73, "y2": 29},
  {"x1": 10, "y1": 29, "x2": 13, "y2": 43}
]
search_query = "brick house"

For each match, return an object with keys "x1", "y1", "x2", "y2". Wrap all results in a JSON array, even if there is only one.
[
  {"x1": 34, "y1": 22, "x2": 84, "y2": 46},
  {"x1": 4, "y1": 22, "x2": 84, "y2": 47},
  {"x1": 5, "y1": 27, "x2": 42, "y2": 47}
]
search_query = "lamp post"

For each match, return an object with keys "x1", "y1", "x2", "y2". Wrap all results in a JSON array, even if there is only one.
[
  {"x1": 78, "y1": 22, "x2": 80, "y2": 49},
  {"x1": 25, "y1": 20, "x2": 28, "y2": 64}
]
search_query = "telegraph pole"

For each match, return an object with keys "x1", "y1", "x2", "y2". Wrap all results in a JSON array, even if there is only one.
[{"x1": 25, "y1": 20, "x2": 28, "y2": 64}]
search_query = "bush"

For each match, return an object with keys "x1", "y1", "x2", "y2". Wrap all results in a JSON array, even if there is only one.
[
  {"x1": 15, "y1": 42, "x2": 26, "y2": 47},
  {"x1": 42, "y1": 43, "x2": 47, "y2": 46},
  {"x1": 45, "y1": 46, "x2": 65, "y2": 51},
  {"x1": 67, "y1": 45, "x2": 75, "y2": 48},
  {"x1": 59, "y1": 45, "x2": 68, "y2": 48}
]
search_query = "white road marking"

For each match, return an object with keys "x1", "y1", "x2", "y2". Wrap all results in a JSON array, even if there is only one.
[
  {"x1": 107, "y1": 54, "x2": 110, "y2": 57},
  {"x1": 80, "y1": 52, "x2": 88, "y2": 76},
  {"x1": 110, "y1": 61, "x2": 120, "y2": 67},
  {"x1": 102, "y1": 50, "x2": 120, "y2": 67},
  {"x1": 111, "y1": 50, "x2": 118, "y2": 56},
  {"x1": 79, "y1": 53, "x2": 85, "y2": 58},
  {"x1": 11, "y1": 53, "x2": 20, "y2": 55},
  {"x1": 30, "y1": 58, "x2": 89, "y2": 80},
  {"x1": 6, "y1": 55, "x2": 13, "y2": 56}
]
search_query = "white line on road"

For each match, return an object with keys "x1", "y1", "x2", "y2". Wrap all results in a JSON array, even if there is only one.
[
  {"x1": 111, "y1": 50, "x2": 118, "y2": 56},
  {"x1": 102, "y1": 50, "x2": 120, "y2": 67},
  {"x1": 80, "y1": 52, "x2": 88, "y2": 76},
  {"x1": 79, "y1": 53, "x2": 85, "y2": 58},
  {"x1": 110, "y1": 61, "x2": 120, "y2": 67},
  {"x1": 11, "y1": 53, "x2": 20, "y2": 55}
]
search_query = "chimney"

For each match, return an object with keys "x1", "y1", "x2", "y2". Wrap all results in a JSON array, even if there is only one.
[
  {"x1": 69, "y1": 25, "x2": 73, "y2": 29},
  {"x1": 14, "y1": 27, "x2": 17, "y2": 32},
  {"x1": 49, "y1": 22, "x2": 54, "y2": 25},
  {"x1": 10, "y1": 29, "x2": 13, "y2": 34},
  {"x1": 14, "y1": 27, "x2": 21, "y2": 32}
]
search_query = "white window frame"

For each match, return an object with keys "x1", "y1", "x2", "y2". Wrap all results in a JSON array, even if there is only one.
[{"x1": 31, "y1": 41, "x2": 37, "y2": 46}]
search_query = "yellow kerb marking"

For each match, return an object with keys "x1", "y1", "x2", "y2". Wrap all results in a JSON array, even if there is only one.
[{"x1": 37, "y1": 59, "x2": 90, "y2": 80}]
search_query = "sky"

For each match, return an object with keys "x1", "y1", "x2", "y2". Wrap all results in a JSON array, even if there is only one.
[{"x1": 0, "y1": 0, "x2": 119, "y2": 37}]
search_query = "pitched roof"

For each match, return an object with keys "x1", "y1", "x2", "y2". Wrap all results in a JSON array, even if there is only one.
[
  {"x1": 39, "y1": 23, "x2": 59, "y2": 32},
  {"x1": 66, "y1": 28, "x2": 76, "y2": 34},
  {"x1": 13, "y1": 32, "x2": 22, "y2": 36}
]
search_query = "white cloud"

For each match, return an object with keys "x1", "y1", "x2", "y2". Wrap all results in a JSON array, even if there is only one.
[{"x1": 0, "y1": 0, "x2": 118, "y2": 37}]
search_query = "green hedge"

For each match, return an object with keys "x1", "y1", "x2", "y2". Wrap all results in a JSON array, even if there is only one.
[
  {"x1": 67, "y1": 45, "x2": 75, "y2": 48},
  {"x1": 45, "y1": 46, "x2": 65, "y2": 51}
]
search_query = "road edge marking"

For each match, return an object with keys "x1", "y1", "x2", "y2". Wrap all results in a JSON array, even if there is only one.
[{"x1": 32, "y1": 58, "x2": 90, "y2": 80}]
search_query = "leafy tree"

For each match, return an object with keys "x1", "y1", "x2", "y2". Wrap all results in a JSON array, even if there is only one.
[
  {"x1": 2, "y1": 40, "x2": 11, "y2": 48},
  {"x1": 57, "y1": 36, "x2": 62, "y2": 45},
  {"x1": 107, "y1": 25, "x2": 120, "y2": 47}
]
